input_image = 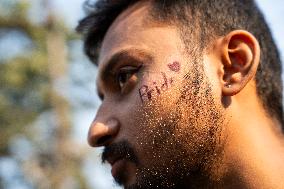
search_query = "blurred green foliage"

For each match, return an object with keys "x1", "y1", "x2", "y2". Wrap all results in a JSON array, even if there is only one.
[
  {"x1": 0, "y1": 1, "x2": 50, "y2": 156},
  {"x1": 0, "y1": 1, "x2": 90, "y2": 188}
]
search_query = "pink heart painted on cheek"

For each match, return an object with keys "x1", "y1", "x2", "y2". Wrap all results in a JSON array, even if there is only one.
[{"x1": 167, "y1": 61, "x2": 181, "y2": 72}]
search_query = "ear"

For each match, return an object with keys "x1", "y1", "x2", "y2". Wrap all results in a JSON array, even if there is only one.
[{"x1": 220, "y1": 30, "x2": 260, "y2": 96}]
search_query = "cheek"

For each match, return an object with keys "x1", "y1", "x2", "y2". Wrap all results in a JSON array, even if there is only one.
[
  {"x1": 120, "y1": 61, "x2": 188, "y2": 159},
  {"x1": 137, "y1": 61, "x2": 183, "y2": 105},
  {"x1": 128, "y1": 62, "x2": 185, "y2": 139},
  {"x1": 130, "y1": 93, "x2": 182, "y2": 165},
  {"x1": 138, "y1": 73, "x2": 172, "y2": 104}
]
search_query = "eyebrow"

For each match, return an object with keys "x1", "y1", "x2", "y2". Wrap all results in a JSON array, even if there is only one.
[{"x1": 96, "y1": 48, "x2": 154, "y2": 100}]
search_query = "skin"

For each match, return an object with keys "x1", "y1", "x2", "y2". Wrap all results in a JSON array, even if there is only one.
[{"x1": 88, "y1": 1, "x2": 284, "y2": 189}]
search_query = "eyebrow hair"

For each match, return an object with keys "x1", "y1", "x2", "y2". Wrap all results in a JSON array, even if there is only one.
[{"x1": 96, "y1": 48, "x2": 154, "y2": 100}]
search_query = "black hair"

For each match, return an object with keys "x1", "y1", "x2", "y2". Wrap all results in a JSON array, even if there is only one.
[{"x1": 77, "y1": 0, "x2": 283, "y2": 128}]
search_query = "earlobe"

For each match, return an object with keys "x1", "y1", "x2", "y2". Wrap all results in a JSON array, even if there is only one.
[{"x1": 220, "y1": 30, "x2": 260, "y2": 96}]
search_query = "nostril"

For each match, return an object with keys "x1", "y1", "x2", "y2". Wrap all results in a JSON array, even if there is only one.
[{"x1": 97, "y1": 135, "x2": 112, "y2": 146}]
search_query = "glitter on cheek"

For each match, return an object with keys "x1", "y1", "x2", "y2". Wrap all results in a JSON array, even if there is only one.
[{"x1": 127, "y1": 59, "x2": 226, "y2": 188}]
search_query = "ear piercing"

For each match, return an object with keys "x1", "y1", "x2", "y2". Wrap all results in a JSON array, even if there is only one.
[{"x1": 225, "y1": 84, "x2": 232, "y2": 88}]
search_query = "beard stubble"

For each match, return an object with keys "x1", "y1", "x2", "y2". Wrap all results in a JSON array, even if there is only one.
[{"x1": 127, "y1": 62, "x2": 226, "y2": 189}]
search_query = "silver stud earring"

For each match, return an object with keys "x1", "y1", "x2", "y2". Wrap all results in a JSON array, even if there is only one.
[{"x1": 226, "y1": 84, "x2": 232, "y2": 88}]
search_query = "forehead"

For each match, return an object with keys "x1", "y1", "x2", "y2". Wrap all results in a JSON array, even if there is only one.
[{"x1": 98, "y1": 1, "x2": 185, "y2": 68}]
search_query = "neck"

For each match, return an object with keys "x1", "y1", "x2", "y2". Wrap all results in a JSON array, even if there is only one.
[{"x1": 214, "y1": 95, "x2": 284, "y2": 188}]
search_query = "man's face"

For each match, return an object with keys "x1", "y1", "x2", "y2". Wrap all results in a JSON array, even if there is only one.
[{"x1": 90, "y1": 2, "x2": 225, "y2": 189}]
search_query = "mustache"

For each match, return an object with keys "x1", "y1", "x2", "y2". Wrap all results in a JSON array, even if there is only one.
[{"x1": 102, "y1": 140, "x2": 139, "y2": 165}]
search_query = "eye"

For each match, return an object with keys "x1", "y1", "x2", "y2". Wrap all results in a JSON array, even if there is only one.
[
  {"x1": 118, "y1": 72, "x2": 131, "y2": 89},
  {"x1": 116, "y1": 66, "x2": 141, "y2": 90}
]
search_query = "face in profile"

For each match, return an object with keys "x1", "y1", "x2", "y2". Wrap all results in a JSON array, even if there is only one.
[{"x1": 89, "y1": 2, "x2": 226, "y2": 189}]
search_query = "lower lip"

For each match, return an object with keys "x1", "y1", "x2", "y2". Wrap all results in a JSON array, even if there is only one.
[{"x1": 111, "y1": 159, "x2": 127, "y2": 178}]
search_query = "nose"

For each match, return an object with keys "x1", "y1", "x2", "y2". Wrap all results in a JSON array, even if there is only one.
[{"x1": 88, "y1": 119, "x2": 120, "y2": 147}]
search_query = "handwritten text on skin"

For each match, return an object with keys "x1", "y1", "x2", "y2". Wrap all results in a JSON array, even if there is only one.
[{"x1": 139, "y1": 61, "x2": 181, "y2": 103}]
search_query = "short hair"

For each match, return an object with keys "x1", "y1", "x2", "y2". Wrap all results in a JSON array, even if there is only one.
[{"x1": 77, "y1": 0, "x2": 283, "y2": 128}]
